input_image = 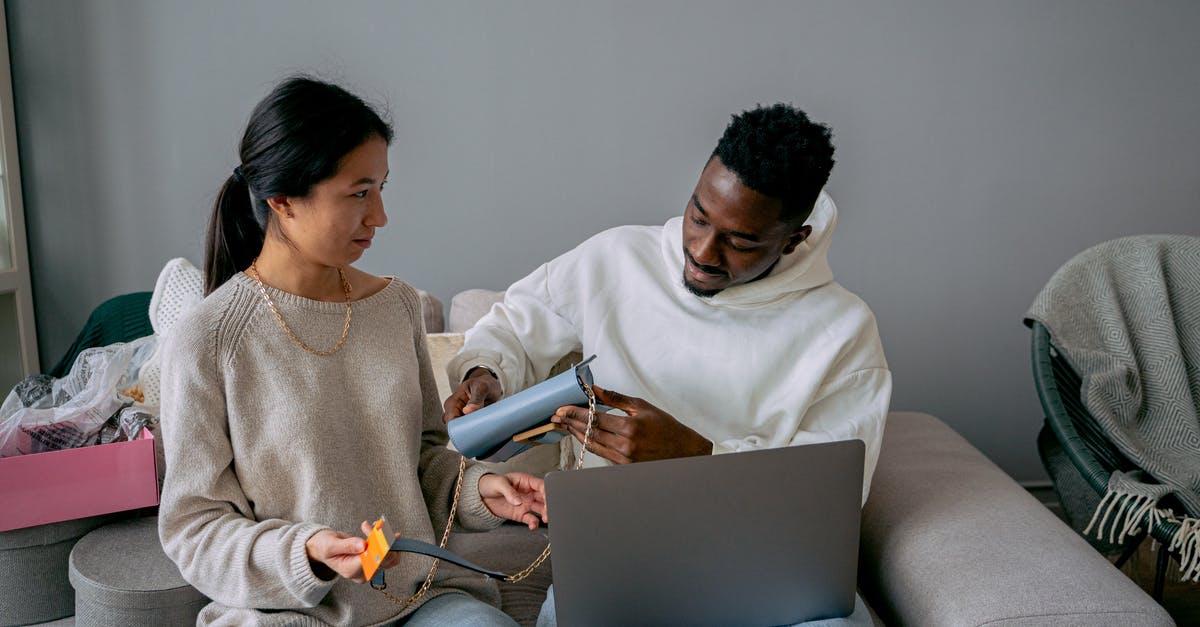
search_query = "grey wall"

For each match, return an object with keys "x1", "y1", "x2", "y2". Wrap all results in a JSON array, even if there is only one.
[{"x1": 6, "y1": 0, "x2": 1199, "y2": 482}]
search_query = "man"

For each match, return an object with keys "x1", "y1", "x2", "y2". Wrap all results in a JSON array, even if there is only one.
[
  {"x1": 445, "y1": 103, "x2": 888, "y2": 625},
  {"x1": 446, "y1": 103, "x2": 889, "y2": 486}
]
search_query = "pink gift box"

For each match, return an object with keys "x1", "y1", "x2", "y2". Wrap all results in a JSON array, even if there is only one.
[{"x1": 0, "y1": 428, "x2": 159, "y2": 532}]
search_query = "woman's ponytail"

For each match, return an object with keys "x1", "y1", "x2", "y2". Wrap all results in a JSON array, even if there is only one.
[{"x1": 203, "y1": 173, "x2": 264, "y2": 295}]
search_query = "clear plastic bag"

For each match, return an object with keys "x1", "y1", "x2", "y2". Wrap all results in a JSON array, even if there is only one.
[{"x1": 0, "y1": 335, "x2": 157, "y2": 457}]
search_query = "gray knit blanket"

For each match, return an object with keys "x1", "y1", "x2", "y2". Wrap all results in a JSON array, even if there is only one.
[{"x1": 1026, "y1": 234, "x2": 1200, "y2": 579}]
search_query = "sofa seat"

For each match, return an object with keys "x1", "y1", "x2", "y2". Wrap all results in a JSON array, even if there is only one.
[{"x1": 861, "y1": 412, "x2": 1172, "y2": 626}]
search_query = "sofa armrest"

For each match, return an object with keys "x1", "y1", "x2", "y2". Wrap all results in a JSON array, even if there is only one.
[{"x1": 861, "y1": 412, "x2": 1172, "y2": 627}]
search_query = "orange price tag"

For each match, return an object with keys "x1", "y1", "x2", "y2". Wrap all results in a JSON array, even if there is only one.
[{"x1": 360, "y1": 516, "x2": 394, "y2": 581}]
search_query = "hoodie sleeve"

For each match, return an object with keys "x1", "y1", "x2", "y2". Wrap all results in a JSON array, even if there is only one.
[
  {"x1": 447, "y1": 262, "x2": 583, "y2": 396},
  {"x1": 712, "y1": 367, "x2": 892, "y2": 505}
]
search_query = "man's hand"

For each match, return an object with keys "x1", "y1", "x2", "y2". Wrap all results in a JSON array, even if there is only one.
[
  {"x1": 442, "y1": 367, "x2": 503, "y2": 423},
  {"x1": 479, "y1": 472, "x2": 548, "y2": 528},
  {"x1": 550, "y1": 386, "x2": 713, "y2": 464}
]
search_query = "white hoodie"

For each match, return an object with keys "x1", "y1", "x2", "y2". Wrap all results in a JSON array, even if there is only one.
[{"x1": 449, "y1": 192, "x2": 891, "y2": 500}]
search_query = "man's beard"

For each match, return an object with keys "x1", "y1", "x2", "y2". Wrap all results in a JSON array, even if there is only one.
[{"x1": 682, "y1": 271, "x2": 722, "y2": 298}]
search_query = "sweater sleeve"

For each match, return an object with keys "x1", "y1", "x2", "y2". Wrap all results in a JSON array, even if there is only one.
[
  {"x1": 405, "y1": 291, "x2": 504, "y2": 531},
  {"x1": 446, "y1": 263, "x2": 583, "y2": 396},
  {"x1": 711, "y1": 367, "x2": 892, "y2": 505},
  {"x1": 156, "y1": 317, "x2": 336, "y2": 609}
]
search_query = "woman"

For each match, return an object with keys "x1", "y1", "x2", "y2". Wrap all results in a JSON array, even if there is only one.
[{"x1": 158, "y1": 76, "x2": 543, "y2": 626}]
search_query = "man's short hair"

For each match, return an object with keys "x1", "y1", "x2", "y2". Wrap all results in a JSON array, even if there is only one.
[{"x1": 712, "y1": 104, "x2": 835, "y2": 227}]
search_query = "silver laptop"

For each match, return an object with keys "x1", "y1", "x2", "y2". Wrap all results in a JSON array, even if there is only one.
[{"x1": 545, "y1": 439, "x2": 864, "y2": 627}]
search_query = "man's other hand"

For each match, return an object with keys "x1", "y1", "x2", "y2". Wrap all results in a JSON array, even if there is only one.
[
  {"x1": 442, "y1": 367, "x2": 503, "y2": 423},
  {"x1": 550, "y1": 386, "x2": 713, "y2": 464}
]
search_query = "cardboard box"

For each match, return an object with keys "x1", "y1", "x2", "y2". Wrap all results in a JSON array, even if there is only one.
[{"x1": 0, "y1": 428, "x2": 158, "y2": 532}]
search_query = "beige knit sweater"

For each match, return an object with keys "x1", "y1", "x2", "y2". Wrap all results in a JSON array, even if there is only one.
[{"x1": 157, "y1": 273, "x2": 503, "y2": 626}]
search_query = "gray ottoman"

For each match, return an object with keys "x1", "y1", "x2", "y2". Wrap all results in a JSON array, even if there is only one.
[
  {"x1": 0, "y1": 514, "x2": 120, "y2": 626},
  {"x1": 68, "y1": 516, "x2": 207, "y2": 626}
]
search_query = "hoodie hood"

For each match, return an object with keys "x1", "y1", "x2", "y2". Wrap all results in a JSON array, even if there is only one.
[{"x1": 660, "y1": 190, "x2": 838, "y2": 308}]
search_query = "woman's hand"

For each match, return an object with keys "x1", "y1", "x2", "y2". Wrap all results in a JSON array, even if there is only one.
[
  {"x1": 479, "y1": 472, "x2": 548, "y2": 528},
  {"x1": 305, "y1": 521, "x2": 401, "y2": 583}
]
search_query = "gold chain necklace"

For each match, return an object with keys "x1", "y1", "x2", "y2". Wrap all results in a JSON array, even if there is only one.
[
  {"x1": 247, "y1": 262, "x2": 352, "y2": 356},
  {"x1": 374, "y1": 381, "x2": 598, "y2": 607}
]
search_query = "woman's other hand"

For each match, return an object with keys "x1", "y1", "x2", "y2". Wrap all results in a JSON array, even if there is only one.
[{"x1": 478, "y1": 472, "x2": 548, "y2": 529}]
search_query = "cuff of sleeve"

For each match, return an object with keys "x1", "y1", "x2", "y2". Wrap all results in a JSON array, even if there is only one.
[
  {"x1": 456, "y1": 463, "x2": 507, "y2": 531},
  {"x1": 711, "y1": 440, "x2": 737, "y2": 455},
  {"x1": 287, "y1": 523, "x2": 339, "y2": 607},
  {"x1": 447, "y1": 349, "x2": 508, "y2": 396}
]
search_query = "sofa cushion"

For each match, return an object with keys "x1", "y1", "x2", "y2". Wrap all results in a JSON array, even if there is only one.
[
  {"x1": 449, "y1": 288, "x2": 505, "y2": 333},
  {"x1": 415, "y1": 289, "x2": 445, "y2": 333},
  {"x1": 148, "y1": 257, "x2": 204, "y2": 337},
  {"x1": 426, "y1": 332, "x2": 465, "y2": 404},
  {"x1": 860, "y1": 412, "x2": 1172, "y2": 626}
]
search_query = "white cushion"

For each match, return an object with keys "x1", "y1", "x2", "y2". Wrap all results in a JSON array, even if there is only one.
[
  {"x1": 148, "y1": 258, "x2": 204, "y2": 336},
  {"x1": 140, "y1": 258, "x2": 204, "y2": 407},
  {"x1": 425, "y1": 332, "x2": 465, "y2": 404}
]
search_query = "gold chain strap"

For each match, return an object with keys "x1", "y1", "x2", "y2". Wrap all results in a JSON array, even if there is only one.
[
  {"x1": 374, "y1": 455, "x2": 467, "y2": 606},
  {"x1": 247, "y1": 263, "x2": 353, "y2": 356},
  {"x1": 498, "y1": 381, "x2": 597, "y2": 583},
  {"x1": 375, "y1": 380, "x2": 598, "y2": 604}
]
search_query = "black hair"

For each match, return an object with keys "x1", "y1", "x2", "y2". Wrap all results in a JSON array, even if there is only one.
[
  {"x1": 203, "y1": 76, "x2": 393, "y2": 295},
  {"x1": 712, "y1": 103, "x2": 835, "y2": 227}
]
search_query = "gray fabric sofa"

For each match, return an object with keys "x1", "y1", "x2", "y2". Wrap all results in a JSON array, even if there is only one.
[
  {"x1": 1, "y1": 286, "x2": 1173, "y2": 626},
  {"x1": 439, "y1": 289, "x2": 1174, "y2": 627}
]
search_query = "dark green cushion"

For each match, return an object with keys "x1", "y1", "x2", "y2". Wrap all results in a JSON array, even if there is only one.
[{"x1": 49, "y1": 292, "x2": 153, "y2": 379}]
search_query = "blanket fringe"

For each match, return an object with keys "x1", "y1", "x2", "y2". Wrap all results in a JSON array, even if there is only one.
[
  {"x1": 1084, "y1": 487, "x2": 1200, "y2": 582},
  {"x1": 1169, "y1": 517, "x2": 1200, "y2": 582}
]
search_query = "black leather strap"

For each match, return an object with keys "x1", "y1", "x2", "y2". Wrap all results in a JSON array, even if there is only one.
[{"x1": 370, "y1": 537, "x2": 509, "y2": 587}]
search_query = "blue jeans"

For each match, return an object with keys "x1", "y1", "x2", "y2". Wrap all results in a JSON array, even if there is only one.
[
  {"x1": 536, "y1": 585, "x2": 874, "y2": 626},
  {"x1": 402, "y1": 592, "x2": 518, "y2": 626}
]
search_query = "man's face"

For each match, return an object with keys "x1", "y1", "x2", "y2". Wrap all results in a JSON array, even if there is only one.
[{"x1": 681, "y1": 157, "x2": 811, "y2": 297}]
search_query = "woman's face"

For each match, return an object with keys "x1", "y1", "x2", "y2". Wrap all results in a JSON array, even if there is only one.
[{"x1": 270, "y1": 135, "x2": 390, "y2": 267}]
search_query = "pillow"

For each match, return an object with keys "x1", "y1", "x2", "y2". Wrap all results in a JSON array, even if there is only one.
[
  {"x1": 140, "y1": 258, "x2": 204, "y2": 407},
  {"x1": 148, "y1": 257, "x2": 204, "y2": 335},
  {"x1": 425, "y1": 332, "x2": 465, "y2": 404},
  {"x1": 415, "y1": 289, "x2": 445, "y2": 333}
]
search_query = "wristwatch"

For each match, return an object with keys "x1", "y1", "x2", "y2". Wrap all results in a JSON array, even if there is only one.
[{"x1": 464, "y1": 364, "x2": 499, "y2": 382}]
